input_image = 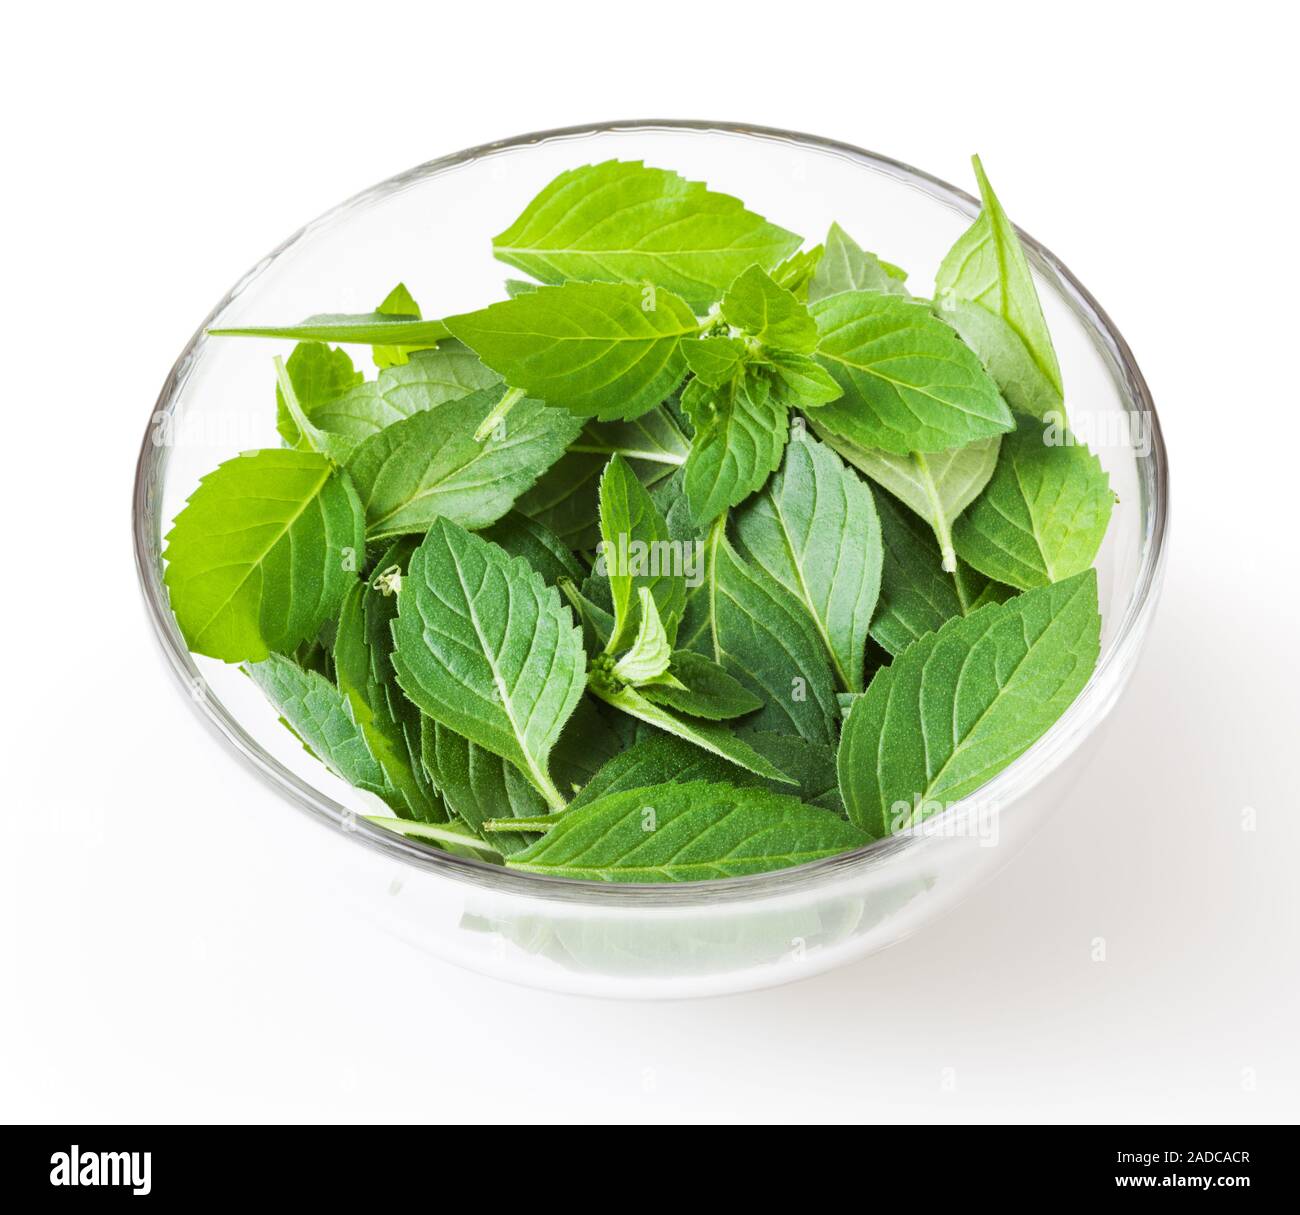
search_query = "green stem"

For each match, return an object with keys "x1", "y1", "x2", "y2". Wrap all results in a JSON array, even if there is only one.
[
  {"x1": 364, "y1": 816, "x2": 502, "y2": 855},
  {"x1": 474, "y1": 386, "x2": 525, "y2": 442},
  {"x1": 911, "y1": 452, "x2": 957, "y2": 573},
  {"x1": 483, "y1": 815, "x2": 563, "y2": 833},
  {"x1": 273, "y1": 356, "x2": 326, "y2": 454},
  {"x1": 569, "y1": 445, "x2": 686, "y2": 465},
  {"x1": 529, "y1": 767, "x2": 569, "y2": 813}
]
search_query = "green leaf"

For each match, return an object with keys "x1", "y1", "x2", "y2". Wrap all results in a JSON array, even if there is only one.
[
  {"x1": 245, "y1": 653, "x2": 387, "y2": 795},
  {"x1": 596, "y1": 453, "x2": 685, "y2": 651},
  {"x1": 571, "y1": 406, "x2": 690, "y2": 467},
  {"x1": 681, "y1": 370, "x2": 788, "y2": 526},
  {"x1": 952, "y1": 417, "x2": 1113, "y2": 589},
  {"x1": 567, "y1": 734, "x2": 758, "y2": 810},
  {"x1": 515, "y1": 449, "x2": 606, "y2": 550},
  {"x1": 307, "y1": 345, "x2": 501, "y2": 453},
  {"x1": 275, "y1": 342, "x2": 364, "y2": 448},
  {"x1": 814, "y1": 421, "x2": 1001, "y2": 573},
  {"x1": 721, "y1": 265, "x2": 819, "y2": 354},
  {"x1": 346, "y1": 386, "x2": 581, "y2": 540},
  {"x1": 870, "y1": 491, "x2": 997, "y2": 656},
  {"x1": 637, "y1": 651, "x2": 762, "y2": 720},
  {"x1": 810, "y1": 291, "x2": 1013, "y2": 454},
  {"x1": 479, "y1": 511, "x2": 585, "y2": 586},
  {"x1": 770, "y1": 245, "x2": 825, "y2": 300},
  {"x1": 491, "y1": 160, "x2": 802, "y2": 311},
  {"x1": 762, "y1": 350, "x2": 843, "y2": 407},
  {"x1": 505, "y1": 781, "x2": 866, "y2": 882},
  {"x1": 559, "y1": 576, "x2": 616, "y2": 654},
  {"x1": 680, "y1": 336, "x2": 748, "y2": 387},
  {"x1": 372, "y1": 282, "x2": 426, "y2": 369},
  {"x1": 390, "y1": 518, "x2": 587, "y2": 809},
  {"x1": 590, "y1": 683, "x2": 794, "y2": 784},
  {"x1": 808, "y1": 223, "x2": 910, "y2": 302},
  {"x1": 709, "y1": 536, "x2": 840, "y2": 744},
  {"x1": 934, "y1": 155, "x2": 1062, "y2": 398},
  {"x1": 211, "y1": 314, "x2": 450, "y2": 347},
  {"x1": 838, "y1": 570, "x2": 1101, "y2": 837},
  {"x1": 163, "y1": 449, "x2": 364, "y2": 663},
  {"x1": 444, "y1": 282, "x2": 698, "y2": 420},
  {"x1": 420, "y1": 718, "x2": 547, "y2": 855},
  {"x1": 934, "y1": 297, "x2": 1063, "y2": 421},
  {"x1": 740, "y1": 731, "x2": 844, "y2": 813},
  {"x1": 610, "y1": 589, "x2": 673, "y2": 684},
  {"x1": 733, "y1": 437, "x2": 882, "y2": 692},
  {"x1": 333, "y1": 578, "x2": 443, "y2": 822}
]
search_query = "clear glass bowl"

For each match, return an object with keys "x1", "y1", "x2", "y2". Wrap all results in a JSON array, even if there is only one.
[{"x1": 132, "y1": 121, "x2": 1168, "y2": 998}]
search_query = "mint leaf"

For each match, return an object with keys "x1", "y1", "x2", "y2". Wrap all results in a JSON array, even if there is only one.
[
  {"x1": 610, "y1": 588, "x2": 673, "y2": 684},
  {"x1": 163, "y1": 449, "x2": 364, "y2": 663},
  {"x1": 952, "y1": 417, "x2": 1113, "y2": 589},
  {"x1": 333, "y1": 575, "x2": 443, "y2": 823},
  {"x1": 246, "y1": 652, "x2": 390, "y2": 796},
  {"x1": 637, "y1": 651, "x2": 762, "y2": 720},
  {"x1": 934, "y1": 156, "x2": 1063, "y2": 398},
  {"x1": 492, "y1": 160, "x2": 802, "y2": 311},
  {"x1": 721, "y1": 265, "x2": 819, "y2": 354},
  {"x1": 680, "y1": 336, "x2": 748, "y2": 387},
  {"x1": 681, "y1": 370, "x2": 787, "y2": 526},
  {"x1": 762, "y1": 349, "x2": 842, "y2": 407},
  {"x1": 559, "y1": 576, "x2": 617, "y2": 654},
  {"x1": 572, "y1": 406, "x2": 690, "y2": 467},
  {"x1": 838, "y1": 571, "x2": 1100, "y2": 837},
  {"x1": 740, "y1": 731, "x2": 844, "y2": 813},
  {"x1": 515, "y1": 450, "x2": 606, "y2": 550},
  {"x1": 480, "y1": 511, "x2": 585, "y2": 586},
  {"x1": 734, "y1": 437, "x2": 882, "y2": 692},
  {"x1": 307, "y1": 345, "x2": 501, "y2": 453},
  {"x1": 870, "y1": 491, "x2": 999, "y2": 656},
  {"x1": 710, "y1": 536, "x2": 840, "y2": 744},
  {"x1": 346, "y1": 386, "x2": 580, "y2": 540},
  {"x1": 590, "y1": 683, "x2": 794, "y2": 784},
  {"x1": 814, "y1": 422, "x2": 1001, "y2": 572},
  {"x1": 275, "y1": 342, "x2": 364, "y2": 449},
  {"x1": 372, "y1": 282, "x2": 426, "y2": 369},
  {"x1": 567, "y1": 734, "x2": 760, "y2": 810},
  {"x1": 505, "y1": 781, "x2": 866, "y2": 882},
  {"x1": 934, "y1": 297, "x2": 1063, "y2": 421},
  {"x1": 597, "y1": 453, "x2": 685, "y2": 651},
  {"x1": 420, "y1": 718, "x2": 548, "y2": 854},
  {"x1": 808, "y1": 222, "x2": 910, "y2": 302},
  {"x1": 810, "y1": 291, "x2": 1013, "y2": 454},
  {"x1": 390, "y1": 518, "x2": 587, "y2": 809},
  {"x1": 445, "y1": 282, "x2": 697, "y2": 421},
  {"x1": 770, "y1": 246, "x2": 825, "y2": 300}
]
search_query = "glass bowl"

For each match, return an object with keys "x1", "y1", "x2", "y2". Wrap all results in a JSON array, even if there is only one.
[{"x1": 132, "y1": 120, "x2": 1168, "y2": 998}]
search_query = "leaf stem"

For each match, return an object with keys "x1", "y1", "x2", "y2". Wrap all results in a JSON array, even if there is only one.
[
  {"x1": 529, "y1": 767, "x2": 569, "y2": 813},
  {"x1": 474, "y1": 386, "x2": 526, "y2": 442},
  {"x1": 912, "y1": 452, "x2": 957, "y2": 572},
  {"x1": 569, "y1": 445, "x2": 686, "y2": 465},
  {"x1": 274, "y1": 356, "x2": 327, "y2": 455},
  {"x1": 483, "y1": 815, "x2": 562, "y2": 834},
  {"x1": 363, "y1": 816, "x2": 503, "y2": 855}
]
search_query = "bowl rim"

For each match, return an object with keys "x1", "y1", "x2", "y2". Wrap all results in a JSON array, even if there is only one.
[{"x1": 132, "y1": 118, "x2": 1169, "y2": 907}]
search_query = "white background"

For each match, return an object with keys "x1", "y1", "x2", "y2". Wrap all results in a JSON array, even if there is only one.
[{"x1": 2, "y1": 1, "x2": 1297, "y2": 1123}]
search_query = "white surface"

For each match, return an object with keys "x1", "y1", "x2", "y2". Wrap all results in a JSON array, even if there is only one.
[{"x1": 2, "y1": 1, "x2": 1296, "y2": 1123}]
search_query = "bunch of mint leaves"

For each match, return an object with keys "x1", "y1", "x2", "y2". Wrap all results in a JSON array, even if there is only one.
[{"x1": 165, "y1": 156, "x2": 1113, "y2": 882}]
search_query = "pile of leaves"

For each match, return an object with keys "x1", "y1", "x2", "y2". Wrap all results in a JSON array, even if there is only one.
[{"x1": 163, "y1": 156, "x2": 1112, "y2": 882}]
